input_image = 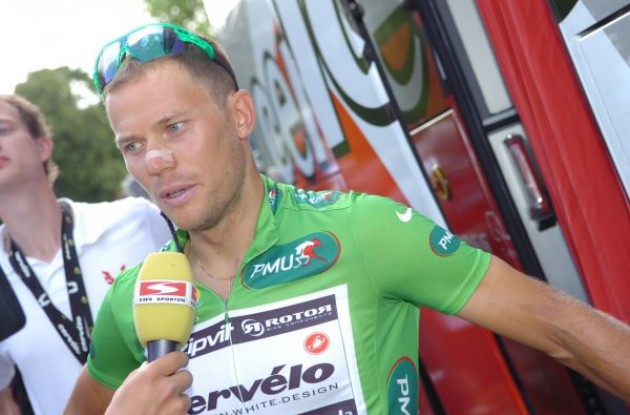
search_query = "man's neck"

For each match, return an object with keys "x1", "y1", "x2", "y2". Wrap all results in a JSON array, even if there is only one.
[
  {"x1": 0, "y1": 184, "x2": 63, "y2": 262},
  {"x1": 187, "y1": 172, "x2": 265, "y2": 289}
]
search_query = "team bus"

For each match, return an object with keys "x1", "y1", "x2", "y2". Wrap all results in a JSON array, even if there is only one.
[{"x1": 207, "y1": 0, "x2": 630, "y2": 413}]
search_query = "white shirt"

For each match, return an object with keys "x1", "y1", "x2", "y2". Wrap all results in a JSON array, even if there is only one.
[{"x1": 0, "y1": 197, "x2": 172, "y2": 415}]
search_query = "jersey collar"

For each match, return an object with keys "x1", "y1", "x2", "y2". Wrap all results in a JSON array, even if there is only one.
[{"x1": 169, "y1": 174, "x2": 282, "y2": 265}]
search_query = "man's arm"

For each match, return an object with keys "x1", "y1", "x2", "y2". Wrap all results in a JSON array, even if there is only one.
[
  {"x1": 0, "y1": 388, "x2": 20, "y2": 415},
  {"x1": 457, "y1": 255, "x2": 630, "y2": 401},
  {"x1": 63, "y1": 367, "x2": 114, "y2": 415},
  {"x1": 64, "y1": 352, "x2": 191, "y2": 415}
]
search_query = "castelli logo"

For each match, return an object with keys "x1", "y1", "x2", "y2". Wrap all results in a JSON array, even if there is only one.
[{"x1": 304, "y1": 332, "x2": 330, "y2": 355}]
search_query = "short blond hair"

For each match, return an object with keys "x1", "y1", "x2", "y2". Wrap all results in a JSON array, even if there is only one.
[{"x1": 105, "y1": 37, "x2": 238, "y2": 109}]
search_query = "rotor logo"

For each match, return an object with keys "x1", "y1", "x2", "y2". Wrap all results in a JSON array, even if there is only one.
[
  {"x1": 243, "y1": 232, "x2": 340, "y2": 289},
  {"x1": 241, "y1": 319, "x2": 266, "y2": 337}
]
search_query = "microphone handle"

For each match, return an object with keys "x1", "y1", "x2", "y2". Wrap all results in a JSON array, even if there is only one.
[{"x1": 147, "y1": 339, "x2": 180, "y2": 362}]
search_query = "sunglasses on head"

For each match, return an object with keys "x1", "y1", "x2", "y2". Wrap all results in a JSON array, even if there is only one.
[{"x1": 93, "y1": 22, "x2": 237, "y2": 95}]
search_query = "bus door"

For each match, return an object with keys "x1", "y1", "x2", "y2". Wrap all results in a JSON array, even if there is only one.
[{"x1": 348, "y1": 0, "x2": 616, "y2": 413}]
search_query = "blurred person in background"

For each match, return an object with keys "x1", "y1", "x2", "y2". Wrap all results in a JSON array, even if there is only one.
[{"x1": 0, "y1": 94, "x2": 172, "y2": 415}]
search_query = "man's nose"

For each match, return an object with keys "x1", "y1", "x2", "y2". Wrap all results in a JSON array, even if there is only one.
[{"x1": 145, "y1": 147, "x2": 175, "y2": 174}]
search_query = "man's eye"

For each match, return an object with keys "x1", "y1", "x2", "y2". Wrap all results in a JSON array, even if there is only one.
[
  {"x1": 123, "y1": 142, "x2": 141, "y2": 153},
  {"x1": 167, "y1": 122, "x2": 183, "y2": 134}
]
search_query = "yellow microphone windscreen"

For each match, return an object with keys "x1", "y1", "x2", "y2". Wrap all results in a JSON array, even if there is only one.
[{"x1": 133, "y1": 251, "x2": 196, "y2": 359}]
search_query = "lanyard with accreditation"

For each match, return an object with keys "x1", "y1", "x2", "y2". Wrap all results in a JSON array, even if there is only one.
[{"x1": 7, "y1": 202, "x2": 93, "y2": 364}]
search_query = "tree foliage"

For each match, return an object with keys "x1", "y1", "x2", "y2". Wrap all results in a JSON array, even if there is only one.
[
  {"x1": 143, "y1": 0, "x2": 212, "y2": 37},
  {"x1": 14, "y1": 68, "x2": 127, "y2": 202}
]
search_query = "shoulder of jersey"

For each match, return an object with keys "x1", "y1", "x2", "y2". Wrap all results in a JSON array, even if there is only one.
[{"x1": 277, "y1": 182, "x2": 358, "y2": 211}]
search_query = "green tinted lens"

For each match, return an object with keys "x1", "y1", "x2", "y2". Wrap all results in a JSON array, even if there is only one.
[
  {"x1": 126, "y1": 25, "x2": 183, "y2": 62},
  {"x1": 94, "y1": 23, "x2": 224, "y2": 95},
  {"x1": 95, "y1": 41, "x2": 122, "y2": 92}
]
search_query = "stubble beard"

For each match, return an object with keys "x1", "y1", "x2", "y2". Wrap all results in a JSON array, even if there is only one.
[{"x1": 190, "y1": 156, "x2": 247, "y2": 234}]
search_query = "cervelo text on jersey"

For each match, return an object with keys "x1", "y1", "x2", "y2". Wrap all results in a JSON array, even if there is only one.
[{"x1": 189, "y1": 362, "x2": 340, "y2": 413}]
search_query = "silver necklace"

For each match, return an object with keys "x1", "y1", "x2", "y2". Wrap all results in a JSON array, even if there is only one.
[
  {"x1": 196, "y1": 261, "x2": 236, "y2": 298},
  {"x1": 188, "y1": 240, "x2": 236, "y2": 289},
  {"x1": 196, "y1": 260, "x2": 235, "y2": 282}
]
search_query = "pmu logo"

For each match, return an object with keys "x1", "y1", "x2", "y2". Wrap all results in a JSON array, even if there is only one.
[
  {"x1": 243, "y1": 232, "x2": 340, "y2": 289},
  {"x1": 387, "y1": 357, "x2": 418, "y2": 415},
  {"x1": 429, "y1": 225, "x2": 461, "y2": 256}
]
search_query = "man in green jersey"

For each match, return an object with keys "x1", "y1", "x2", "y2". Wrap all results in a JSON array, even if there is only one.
[{"x1": 65, "y1": 23, "x2": 630, "y2": 415}]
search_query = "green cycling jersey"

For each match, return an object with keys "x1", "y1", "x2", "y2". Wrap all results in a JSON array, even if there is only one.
[{"x1": 88, "y1": 175, "x2": 490, "y2": 414}]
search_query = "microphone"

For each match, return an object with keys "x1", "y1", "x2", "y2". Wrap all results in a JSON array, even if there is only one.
[{"x1": 133, "y1": 252, "x2": 197, "y2": 361}]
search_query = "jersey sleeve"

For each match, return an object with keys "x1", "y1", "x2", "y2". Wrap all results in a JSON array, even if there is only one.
[
  {"x1": 350, "y1": 194, "x2": 491, "y2": 314},
  {"x1": 87, "y1": 270, "x2": 143, "y2": 389}
]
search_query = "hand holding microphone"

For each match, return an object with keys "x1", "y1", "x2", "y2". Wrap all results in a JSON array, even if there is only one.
[
  {"x1": 105, "y1": 351, "x2": 192, "y2": 415},
  {"x1": 133, "y1": 252, "x2": 197, "y2": 361}
]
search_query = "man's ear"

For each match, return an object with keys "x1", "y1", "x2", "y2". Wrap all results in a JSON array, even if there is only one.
[
  {"x1": 230, "y1": 90, "x2": 256, "y2": 139},
  {"x1": 35, "y1": 135, "x2": 54, "y2": 162}
]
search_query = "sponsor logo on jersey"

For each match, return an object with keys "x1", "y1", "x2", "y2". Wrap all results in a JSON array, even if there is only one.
[
  {"x1": 189, "y1": 362, "x2": 337, "y2": 413},
  {"x1": 243, "y1": 232, "x2": 340, "y2": 289},
  {"x1": 294, "y1": 188, "x2": 341, "y2": 207},
  {"x1": 184, "y1": 296, "x2": 337, "y2": 358},
  {"x1": 304, "y1": 332, "x2": 330, "y2": 355},
  {"x1": 396, "y1": 207, "x2": 413, "y2": 223},
  {"x1": 387, "y1": 357, "x2": 418, "y2": 415},
  {"x1": 183, "y1": 289, "x2": 362, "y2": 414},
  {"x1": 429, "y1": 225, "x2": 461, "y2": 256},
  {"x1": 242, "y1": 318, "x2": 266, "y2": 337},
  {"x1": 268, "y1": 185, "x2": 280, "y2": 214}
]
